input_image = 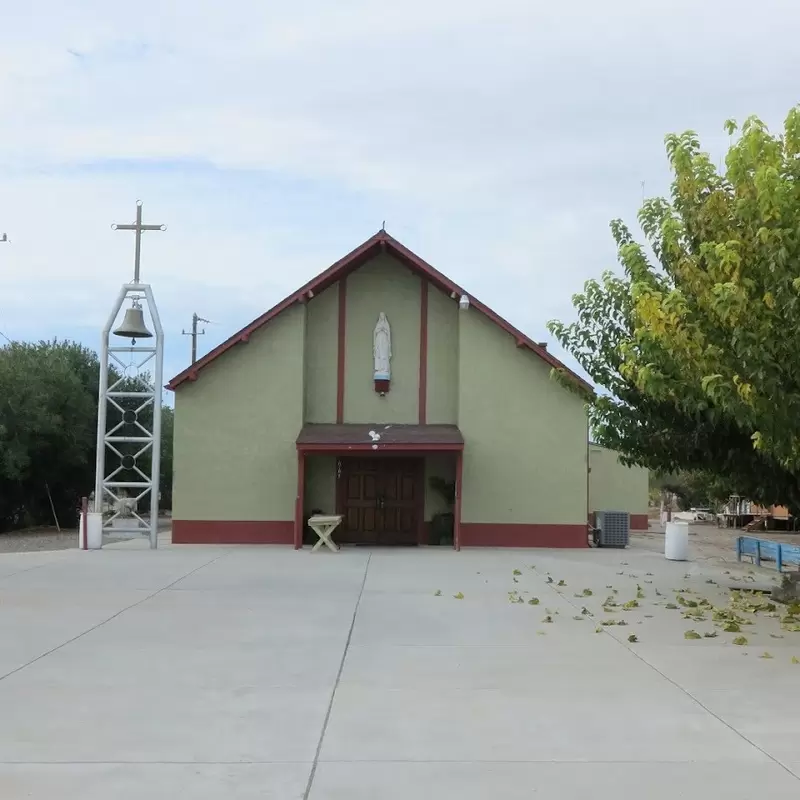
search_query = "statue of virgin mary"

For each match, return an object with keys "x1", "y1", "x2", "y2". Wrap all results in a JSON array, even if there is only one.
[{"x1": 373, "y1": 313, "x2": 391, "y2": 392}]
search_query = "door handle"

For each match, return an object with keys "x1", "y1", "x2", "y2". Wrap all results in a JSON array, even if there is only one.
[{"x1": 377, "y1": 495, "x2": 385, "y2": 510}]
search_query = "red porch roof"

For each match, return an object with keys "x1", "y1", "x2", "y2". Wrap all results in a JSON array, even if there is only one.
[
  {"x1": 296, "y1": 423, "x2": 464, "y2": 452},
  {"x1": 166, "y1": 230, "x2": 591, "y2": 392}
]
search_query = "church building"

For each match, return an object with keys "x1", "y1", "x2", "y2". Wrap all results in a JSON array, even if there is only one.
[{"x1": 167, "y1": 231, "x2": 593, "y2": 548}]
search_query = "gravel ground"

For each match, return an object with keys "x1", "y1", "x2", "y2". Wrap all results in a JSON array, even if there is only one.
[
  {"x1": 0, "y1": 520, "x2": 171, "y2": 553},
  {"x1": 0, "y1": 527, "x2": 83, "y2": 553}
]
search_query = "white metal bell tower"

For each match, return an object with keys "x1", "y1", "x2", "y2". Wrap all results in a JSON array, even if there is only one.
[{"x1": 88, "y1": 201, "x2": 166, "y2": 550}]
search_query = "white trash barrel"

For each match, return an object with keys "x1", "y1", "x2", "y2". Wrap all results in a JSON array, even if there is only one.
[
  {"x1": 665, "y1": 521, "x2": 689, "y2": 561},
  {"x1": 86, "y1": 512, "x2": 104, "y2": 550}
]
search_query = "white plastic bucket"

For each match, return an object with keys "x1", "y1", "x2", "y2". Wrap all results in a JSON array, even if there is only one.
[
  {"x1": 86, "y1": 512, "x2": 104, "y2": 550},
  {"x1": 665, "y1": 521, "x2": 689, "y2": 561}
]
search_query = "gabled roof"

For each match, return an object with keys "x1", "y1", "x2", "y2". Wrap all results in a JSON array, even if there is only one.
[{"x1": 166, "y1": 230, "x2": 591, "y2": 392}]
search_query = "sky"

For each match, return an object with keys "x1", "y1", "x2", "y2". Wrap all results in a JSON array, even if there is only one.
[{"x1": 1, "y1": 0, "x2": 798, "y2": 391}]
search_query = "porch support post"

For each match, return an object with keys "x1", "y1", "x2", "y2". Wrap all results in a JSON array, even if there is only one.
[
  {"x1": 294, "y1": 451, "x2": 305, "y2": 550},
  {"x1": 454, "y1": 449, "x2": 463, "y2": 551}
]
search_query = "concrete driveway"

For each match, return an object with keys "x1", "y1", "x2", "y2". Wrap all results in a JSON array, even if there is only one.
[{"x1": 0, "y1": 537, "x2": 799, "y2": 798}]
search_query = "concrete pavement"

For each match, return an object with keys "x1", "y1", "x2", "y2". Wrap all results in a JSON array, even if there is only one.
[{"x1": 0, "y1": 537, "x2": 799, "y2": 798}]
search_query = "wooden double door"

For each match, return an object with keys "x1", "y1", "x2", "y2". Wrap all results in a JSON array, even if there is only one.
[{"x1": 339, "y1": 457, "x2": 422, "y2": 545}]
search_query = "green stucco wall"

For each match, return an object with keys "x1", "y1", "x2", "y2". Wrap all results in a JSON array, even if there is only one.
[
  {"x1": 304, "y1": 455, "x2": 337, "y2": 515},
  {"x1": 172, "y1": 305, "x2": 305, "y2": 521},
  {"x1": 457, "y1": 310, "x2": 587, "y2": 524},
  {"x1": 588, "y1": 445, "x2": 649, "y2": 515},
  {"x1": 424, "y1": 454, "x2": 457, "y2": 521},
  {"x1": 304, "y1": 283, "x2": 339, "y2": 423},
  {"x1": 426, "y1": 286, "x2": 459, "y2": 424},
  {"x1": 343, "y1": 255, "x2": 421, "y2": 424}
]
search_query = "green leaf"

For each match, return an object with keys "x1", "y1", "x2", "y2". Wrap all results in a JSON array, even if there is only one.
[
  {"x1": 453, "y1": 592, "x2": 464, "y2": 600},
  {"x1": 684, "y1": 630, "x2": 702, "y2": 640},
  {"x1": 733, "y1": 636, "x2": 749, "y2": 646},
  {"x1": 512, "y1": 569, "x2": 522, "y2": 576},
  {"x1": 627, "y1": 634, "x2": 638, "y2": 643},
  {"x1": 557, "y1": 580, "x2": 566, "y2": 587},
  {"x1": 759, "y1": 651, "x2": 773, "y2": 659},
  {"x1": 434, "y1": 590, "x2": 442, "y2": 597},
  {"x1": 528, "y1": 597, "x2": 540, "y2": 605}
]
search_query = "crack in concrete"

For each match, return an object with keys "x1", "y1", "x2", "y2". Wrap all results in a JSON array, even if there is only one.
[{"x1": 303, "y1": 552, "x2": 372, "y2": 800}]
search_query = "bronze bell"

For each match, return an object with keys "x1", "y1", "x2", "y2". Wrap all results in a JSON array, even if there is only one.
[{"x1": 113, "y1": 303, "x2": 152, "y2": 342}]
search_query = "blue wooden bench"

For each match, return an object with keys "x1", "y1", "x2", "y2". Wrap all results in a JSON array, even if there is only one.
[{"x1": 737, "y1": 536, "x2": 800, "y2": 572}]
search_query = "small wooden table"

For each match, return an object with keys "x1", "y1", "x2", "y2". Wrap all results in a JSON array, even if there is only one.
[{"x1": 308, "y1": 514, "x2": 343, "y2": 553}]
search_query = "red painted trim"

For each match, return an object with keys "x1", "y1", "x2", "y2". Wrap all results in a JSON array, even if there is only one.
[
  {"x1": 166, "y1": 231, "x2": 591, "y2": 393},
  {"x1": 630, "y1": 513, "x2": 650, "y2": 531},
  {"x1": 419, "y1": 280, "x2": 428, "y2": 424},
  {"x1": 336, "y1": 278, "x2": 347, "y2": 423},
  {"x1": 459, "y1": 523, "x2": 589, "y2": 548},
  {"x1": 294, "y1": 452, "x2": 305, "y2": 549},
  {"x1": 454, "y1": 451, "x2": 463, "y2": 551},
  {"x1": 297, "y1": 442, "x2": 463, "y2": 453},
  {"x1": 415, "y1": 457, "x2": 426, "y2": 545},
  {"x1": 172, "y1": 520, "x2": 294, "y2": 544},
  {"x1": 335, "y1": 457, "x2": 344, "y2": 517}
]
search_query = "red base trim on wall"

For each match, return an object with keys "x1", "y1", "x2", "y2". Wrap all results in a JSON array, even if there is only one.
[
  {"x1": 172, "y1": 520, "x2": 294, "y2": 545},
  {"x1": 459, "y1": 523, "x2": 588, "y2": 548}
]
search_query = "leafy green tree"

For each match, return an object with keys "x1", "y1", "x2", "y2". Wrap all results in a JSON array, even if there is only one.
[
  {"x1": 0, "y1": 341, "x2": 98, "y2": 529},
  {"x1": 0, "y1": 340, "x2": 175, "y2": 531},
  {"x1": 550, "y1": 107, "x2": 800, "y2": 514}
]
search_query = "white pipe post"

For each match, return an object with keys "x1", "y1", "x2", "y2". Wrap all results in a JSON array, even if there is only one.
[{"x1": 144, "y1": 284, "x2": 164, "y2": 550}]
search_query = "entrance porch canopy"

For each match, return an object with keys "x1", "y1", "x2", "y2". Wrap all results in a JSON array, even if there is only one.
[
  {"x1": 296, "y1": 423, "x2": 464, "y2": 453},
  {"x1": 294, "y1": 424, "x2": 464, "y2": 550}
]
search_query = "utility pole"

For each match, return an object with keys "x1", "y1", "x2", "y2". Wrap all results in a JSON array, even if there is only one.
[
  {"x1": 1, "y1": 233, "x2": 9, "y2": 243},
  {"x1": 182, "y1": 313, "x2": 209, "y2": 364}
]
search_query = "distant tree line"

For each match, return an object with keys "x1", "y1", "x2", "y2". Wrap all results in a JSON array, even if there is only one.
[{"x1": 0, "y1": 340, "x2": 173, "y2": 533}]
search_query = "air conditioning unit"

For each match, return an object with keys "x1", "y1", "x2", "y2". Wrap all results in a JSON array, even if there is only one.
[{"x1": 596, "y1": 511, "x2": 629, "y2": 548}]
